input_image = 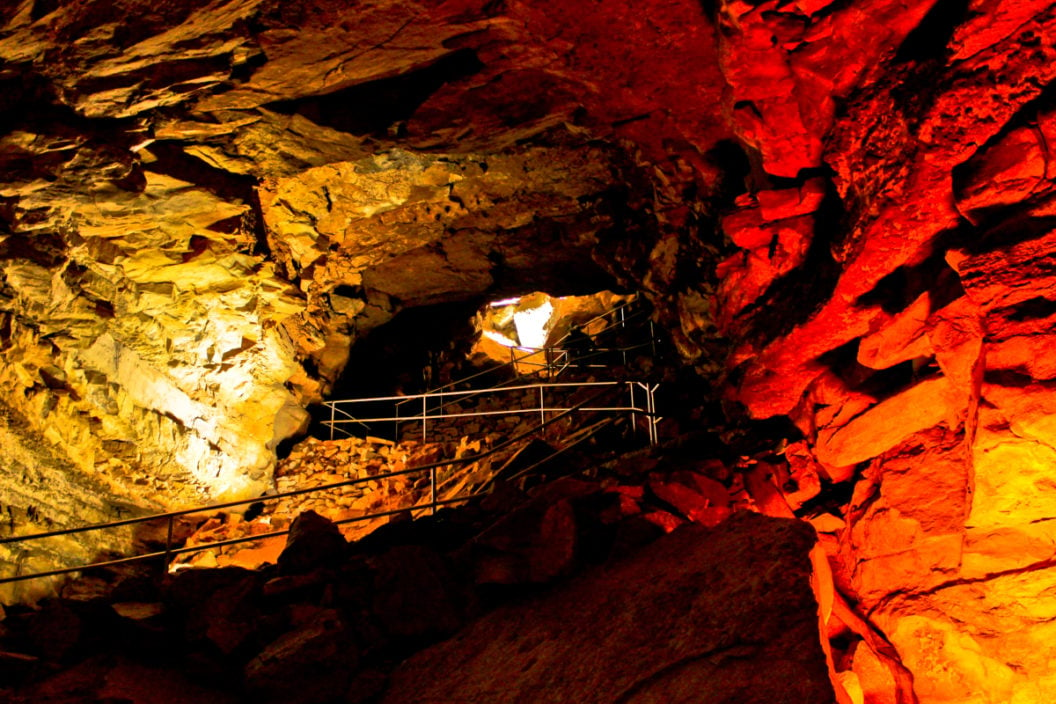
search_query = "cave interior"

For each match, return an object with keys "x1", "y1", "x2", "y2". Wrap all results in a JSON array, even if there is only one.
[{"x1": 2, "y1": 0, "x2": 1056, "y2": 702}]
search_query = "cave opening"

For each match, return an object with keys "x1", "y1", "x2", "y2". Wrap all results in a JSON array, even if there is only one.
[{"x1": 305, "y1": 286, "x2": 664, "y2": 446}]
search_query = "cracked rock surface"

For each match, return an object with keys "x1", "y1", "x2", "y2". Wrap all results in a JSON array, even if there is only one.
[{"x1": 3, "y1": 0, "x2": 1056, "y2": 701}]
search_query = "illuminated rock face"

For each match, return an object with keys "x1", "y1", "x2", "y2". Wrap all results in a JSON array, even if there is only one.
[
  {"x1": 2, "y1": 0, "x2": 1056, "y2": 700},
  {"x1": 0, "y1": 0, "x2": 639, "y2": 555}
]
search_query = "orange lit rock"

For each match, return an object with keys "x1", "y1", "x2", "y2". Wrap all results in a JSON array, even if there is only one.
[
  {"x1": 641, "y1": 509, "x2": 685, "y2": 533},
  {"x1": 814, "y1": 376, "x2": 951, "y2": 468},
  {"x1": 716, "y1": 212, "x2": 814, "y2": 327},
  {"x1": 873, "y1": 569, "x2": 1056, "y2": 704},
  {"x1": 954, "y1": 123, "x2": 1048, "y2": 221},
  {"x1": 648, "y1": 475, "x2": 732, "y2": 527},
  {"x1": 757, "y1": 178, "x2": 827, "y2": 222},
  {"x1": 6, "y1": 1, "x2": 1056, "y2": 701},
  {"x1": 838, "y1": 427, "x2": 969, "y2": 604},
  {"x1": 982, "y1": 381, "x2": 1056, "y2": 450},
  {"x1": 857, "y1": 292, "x2": 932, "y2": 370},
  {"x1": 799, "y1": 369, "x2": 876, "y2": 447},
  {"x1": 953, "y1": 227, "x2": 1056, "y2": 312},
  {"x1": 985, "y1": 332, "x2": 1056, "y2": 380},
  {"x1": 782, "y1": 441, "x2": 823, "y2": 509},
  {"x1": 963, "y1": 426, "x2": 1056, "y2": 578},
  {"x1": 847, "y1": 639, "x2": 898, "y2": 704},
  {"x1": 927, "y1": 296, "x2": 985, "y2": 430}
]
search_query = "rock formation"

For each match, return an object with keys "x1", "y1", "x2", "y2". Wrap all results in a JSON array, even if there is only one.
[{"x1": 2, "y1": 0, "x2": 1056, "y2": 701}]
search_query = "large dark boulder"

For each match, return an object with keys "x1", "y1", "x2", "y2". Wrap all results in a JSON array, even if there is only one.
[
  {"x1": 382, "y1": 512, "x2": 834, "y2": 704},
  {"x1": 277, "y1": 511, "x2": 348, "y2": 575}
]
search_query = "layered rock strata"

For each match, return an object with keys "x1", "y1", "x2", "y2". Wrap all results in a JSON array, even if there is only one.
[{"x1": 1, "y1": 0, "x2": 1056, "y2": 702}]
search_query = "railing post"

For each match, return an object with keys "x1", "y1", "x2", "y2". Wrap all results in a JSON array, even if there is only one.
[
  {"x1": 539, "y1": 385, "x2": 545, "y2": 426},
  {"x1": 395, "y1": 402, "x2": 400, "y2": 443},
  {"x1": 163, "y1": 515, "x2": 174, "y2": 576},
  {"x1": 630, "y1": 382, "x2": 638, "y2": 439},
  {"x1": 421, "y1": 394, "x2": 428, "y2": 443},
  {"x1": 329, "y1": 403, "x2": 335, "y2": 441},
  {"x1": 430, "y1": 465, "x2": 437, "y2": 515},
  {"x1": 648, "y1": 383, "x2": 659, "y2": 445}
]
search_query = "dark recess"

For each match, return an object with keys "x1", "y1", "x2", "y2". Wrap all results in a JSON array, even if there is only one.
[
  {"x1": 147, "y1": 141, "x2": 258, "y2": 204},
  {"x1": 855, "y1": 247, "x2": 965, "y2": 315},
  {"x1": 267, "y1": 49, "x2": 485, "y2": 137},
  {"x1": 705, "y1": 139, "x2": 752, "y2": 211},
  {"x1": 1004, "y1": 297, "x2": 1056, "y2": 322},
  {"x1": 302, "y1": 300, "x2": 486, "y2": 444},
  {"x1": 329, "y1": 300, "x2": 483, "y2": 399},
  {"x1": 893, "y1": 0, "x2": 970, "y2": 63}
]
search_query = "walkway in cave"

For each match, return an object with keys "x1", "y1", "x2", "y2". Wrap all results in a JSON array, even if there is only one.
[
  {"x1": 167, "y1": 297, "x2": 668, "y2": 571},
  {"x1": 321, "y1": 297, "x2": 661, "y2": 447},
  {"x1": 0, "y1": 298, "x2": 671, "y2": 587}
]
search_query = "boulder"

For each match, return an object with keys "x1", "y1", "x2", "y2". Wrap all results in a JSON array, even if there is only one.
[
  {"x1": 244, "y1": 608, "x2": 359, "y2": 704},
  {"x1": 277, "y1": 510, "x2": 347, "y2": 575},
  {"x1": 367, "y1": 545, "x2": 464, "y2": 641},
  {"x1": 165, "y1": 567, "x2": 266, "y2": 661},
  {"x1": 814, "y1": 375, "x2": 952, "y2": 468},
  {"x1": 382, "y1": 512, "x2": 835, "y2": 704}
]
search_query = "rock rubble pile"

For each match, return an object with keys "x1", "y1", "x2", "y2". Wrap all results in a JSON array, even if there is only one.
[
  {"x1": 174, "y1": 435, "x2": 498, "y2": 572},
  {"x1": 0, "y1": 453, "x2": 837, "y2": 704}
]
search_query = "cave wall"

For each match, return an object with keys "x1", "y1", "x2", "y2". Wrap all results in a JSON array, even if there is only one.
[
  {"x1": 2, "y1": 0, "x2": 1056, "y2": 700},
  {"x1": 0, "y1": 0, "x2": 660, "y2": 584},
  {"x1": 703, "y1": 1, "x2": 1056, "y2": 700}
]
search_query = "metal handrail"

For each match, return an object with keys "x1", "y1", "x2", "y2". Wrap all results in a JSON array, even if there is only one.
[
  {"x1": 324, "y1": 380, "x2": 660, "y2": 445},
  {"x1": 400, "y1": 297, "x2": 649, "y2": 402},
  {"x1": 0, "y1": 385, "x2": 633, "y2": 586},
  {"x1": 367, "y1": 301, "x2": 653, "y2": 438},
  {"x1": 483, "y1": 415, "x2": 621, "y2": 491}
]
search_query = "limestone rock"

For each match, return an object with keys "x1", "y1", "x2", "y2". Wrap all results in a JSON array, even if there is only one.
[
  {"x1": 837, "y1": 427, "x2": 969, "y2": 605},
  {"x1": 857, "y1": 292, "x2": 932, "y2": 370},
  {"x1": 383, "y1": 513, "x2": 834, "y2": 704},
  {"x1": 4, "y1": 1, "x2": 1056, "y2": 700},
  {"x1": 244, "y1": 607, "x2": 358, "y2": 704},
  {"x1": 814, "y1": 376, "x2": 952, "y2": 468},
  {"x1": 277, "y1": 510, "x2": 347, "y2": 575},
  {"x1": 367, "y1": 545, "x2": 463, "y2": 641}
]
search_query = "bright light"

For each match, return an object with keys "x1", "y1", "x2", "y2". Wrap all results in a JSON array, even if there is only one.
[
  {"x1": 483, "y1": 329, "x2": 519, "y2": 347},
  {"x1": 513, "y1": 299, "x2": 554, "y2": 349}
]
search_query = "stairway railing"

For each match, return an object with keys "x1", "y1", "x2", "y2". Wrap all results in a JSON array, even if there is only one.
[
  {"x1": 0, "y1": 299, "x2": 663, "y2": 590},
  {"x1": 405, "y1": 297, "x2": 650, "y2": 399},
  {"x1": 324, "y1": 380, "x2": 660, "y2": 445},
  {"x1": 0, "y1": 385, "x2": 652, "y2": 588},
  {"x1": 378, "y1": 299, "x2": 656, "y2": 436}
]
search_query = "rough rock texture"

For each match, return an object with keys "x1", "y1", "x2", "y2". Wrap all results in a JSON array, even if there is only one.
[
  {"x1": 383, "y1": 512, "x2": 833, "y2": 704},
  {"x1": 0, "y1": 470, "x2": 831, "y2": 704},
  {"x1": 3, "y1": 0, "x2": 1056, "y2": 701},
  {"x1": 0, "y1": 0, "x2": 653, "y2": 580}
]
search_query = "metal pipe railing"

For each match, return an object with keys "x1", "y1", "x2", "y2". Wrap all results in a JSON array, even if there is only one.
[
  {"x1": 323, "y1": 380, "x2": 657, "y2": 446},
  {"x1": 398, "y1": 297, "x2": 649, "y2": 403},
  {"x1": 380, "y1": 300, "x2": 654, "y2": 437},
  {"x1": 0, "y1": 385, "x2": 641, "y2": 586}
]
